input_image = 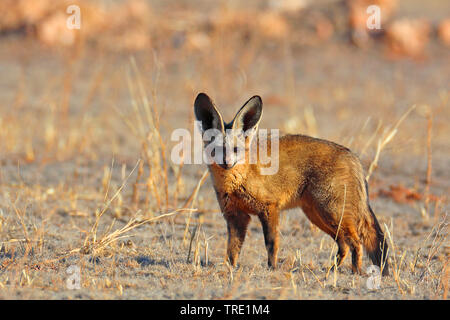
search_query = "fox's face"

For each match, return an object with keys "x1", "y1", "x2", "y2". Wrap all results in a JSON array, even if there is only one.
[{"x1": 194, "y1": 93, "x2": 262, "y2": 170}]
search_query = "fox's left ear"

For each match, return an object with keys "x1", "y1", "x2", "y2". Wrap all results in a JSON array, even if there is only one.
[{"x1": 232, "y1": 95, "x2": 263, "y2": 132}]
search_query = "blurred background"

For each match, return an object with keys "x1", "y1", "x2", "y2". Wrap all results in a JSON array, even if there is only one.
[{"x1": 0, "y1": 0, "x2": 449, "y2": 164}]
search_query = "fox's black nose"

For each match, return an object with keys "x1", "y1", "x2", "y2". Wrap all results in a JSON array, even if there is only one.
[{"x1": 219, "y1": 163, "x2": 235, "y2": 170}]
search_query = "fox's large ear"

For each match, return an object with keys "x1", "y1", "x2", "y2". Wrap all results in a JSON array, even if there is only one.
[
  {"x1": 232, "y1": 95, "x2": 263, "y2": 132},
  {"x1": 194, "y1": 93, "x2": 224, "y2": 133}
]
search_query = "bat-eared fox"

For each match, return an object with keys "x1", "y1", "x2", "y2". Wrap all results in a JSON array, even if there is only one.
[{"x1": 194, "y1": 93, "x2": 389, "y2": 276}]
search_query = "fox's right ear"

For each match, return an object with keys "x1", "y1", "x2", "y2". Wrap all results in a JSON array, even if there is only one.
[
  {"x1": 232, "y1": 95, "x2": 263, "y2": 132},
  {"x1": 194, "y1": 93, "x2": 224, "y2": 133}
]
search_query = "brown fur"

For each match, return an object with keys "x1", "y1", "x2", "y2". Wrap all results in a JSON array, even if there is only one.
[{"x1": 195, "y1": 94, "x2": 389, "y2": 275}]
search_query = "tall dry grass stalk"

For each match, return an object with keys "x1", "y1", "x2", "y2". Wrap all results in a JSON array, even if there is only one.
[
  {"x1": 182, "y1": 169, "x2": 209, "y2": 244},
  {"x1": 114, "y1": 57, "x2": 175, "y2": 213},
  {"x1": 421, "y1": 213, "x2": 448, "y2": 277},
  {"x1": 84, "y1": 159, "x2": 141, "y2": 251},
  {"x1": 424, "y1": 110, "x2": 433, "y2": 217},
  {"x1": 366, "y1": 105, "x2": 416, "y2": 181},
  {"x1": 412, "y1": 212, "x2": 449, "y2": 299},
  {"x1": 359, "y1": 119, "x2": 382, "y2": 157},
  {"x1": 383, "y1": 222, "x2": 405, "y2": 294}
]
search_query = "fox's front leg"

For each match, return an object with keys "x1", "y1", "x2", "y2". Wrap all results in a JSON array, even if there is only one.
[
  {"x1": 258, "y1": 210, "x2": 280, "y2": 269},
  {"x1": 224, "y1": 212, "x2": 251, "y2": 267}
]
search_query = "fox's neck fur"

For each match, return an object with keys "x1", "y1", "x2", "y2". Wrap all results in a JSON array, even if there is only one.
[
  {"x1": 207, "y1": 135, "x2": 308, "y2": 214},
  {"x1": 208, "y1": 134, "x2": 276, "y2": 194}
]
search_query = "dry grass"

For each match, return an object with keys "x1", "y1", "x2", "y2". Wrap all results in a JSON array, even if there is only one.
[{"x1": 365, "y1": 104, "x2": 416, "y2": 182}]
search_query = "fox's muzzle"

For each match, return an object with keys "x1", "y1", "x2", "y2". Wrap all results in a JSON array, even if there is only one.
[{"x1": 219, "y1": 162, "x2": 236, "y2": 170}]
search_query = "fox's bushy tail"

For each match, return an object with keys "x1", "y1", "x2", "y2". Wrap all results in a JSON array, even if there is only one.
[{"x1": 362, "y1": 181, "x2": 389, "y2": 276}]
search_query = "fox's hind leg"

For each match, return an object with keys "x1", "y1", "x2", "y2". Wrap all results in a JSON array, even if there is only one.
[
  {"x1": 335, "y1": 237, "x2": 350, "y2": 267},
  {"x1": 351, "y1": 243, "x2": 364, "y2": 274},
  {"x1": 328, "y1": 237, "x2": 350, "y2": 275},
  {"x1": 347, "y1": 226, "x2": 364, "y2": 274},
  {"x1": 258, "y1": 210, "x2": 280, "y2": 269},
  {"x1": 225, "y1": 212, "x2": 251, "y2": 267}
]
